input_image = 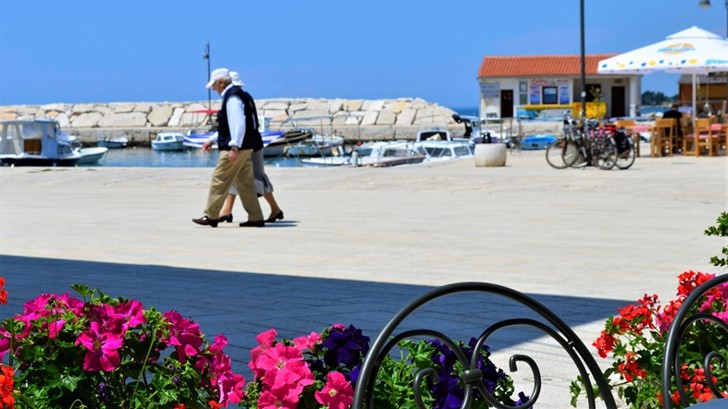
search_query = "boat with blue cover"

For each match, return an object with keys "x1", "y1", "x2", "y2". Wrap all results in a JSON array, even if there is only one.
[{"x1": 520, "y1": 134, "x2": 558, "y2": 150}]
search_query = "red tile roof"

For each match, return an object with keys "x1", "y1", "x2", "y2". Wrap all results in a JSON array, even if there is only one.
[{"x1": 477, "y1": 54, "x2": 617, "y2": 78}]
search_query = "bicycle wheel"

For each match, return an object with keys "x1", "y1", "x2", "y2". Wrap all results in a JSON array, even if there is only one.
[
  {"x1": 545, "y1": 138, "x2": 574, "y2": 169},
  {"x1": 565, "y1": 140, "x2": 588, "y2": 168},
  {"x1": 615, "y1": 139, "x2": 636, "y2": 170},
  {"x1": 594, "y1": 137, "x2": 617, "y2": 170}
]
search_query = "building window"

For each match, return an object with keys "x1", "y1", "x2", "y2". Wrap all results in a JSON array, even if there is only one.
[
  {"x1": 519, "y1": 81, "x2": 528, "y2": 105},
  {"x1": 542, "y1": 86, "x2": 558, "y2": 104}
]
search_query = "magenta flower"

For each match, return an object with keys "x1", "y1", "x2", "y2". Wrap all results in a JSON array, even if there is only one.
[
  {"x1": 293, "y1": 331, "x2": 322, "y2": 353},
  {"x1": 258, "y1": 389, "x2": 299, "y2": 409},
  {"x1": 249, "y1": 329, "x2": 278, "y2": 370},
  {"x1": 162, "y1": 311, "x2": 203, "y2": 363},
  {"x1": 315, "y1": 371, "x2": 354, "y2": 409},
  {"x1": 48, "y1": 319, "x2": 66, "y2": 339},
  {"x1": 110, "y1": 300, "x2": 146, "y2": 330},
  {"x1": 75, "y1": 321, "x2": 124, "y2": 372}
]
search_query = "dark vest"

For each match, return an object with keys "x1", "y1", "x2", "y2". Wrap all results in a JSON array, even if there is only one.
[{"x1": 217, "y1": 86, "x2": 263, "y2": 151}]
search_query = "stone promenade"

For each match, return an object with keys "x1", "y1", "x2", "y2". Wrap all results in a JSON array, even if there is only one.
[{"x1": 0, "y1": 151, "x2": 725, "y2": 407}]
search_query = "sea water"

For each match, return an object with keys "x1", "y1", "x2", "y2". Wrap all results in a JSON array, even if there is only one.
[{"x1": 82, "y1": 107, "x2": 481, "y2": 168}]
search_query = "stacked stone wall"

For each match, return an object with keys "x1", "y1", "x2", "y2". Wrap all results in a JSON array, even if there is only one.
[{"x1": 0, "y1": 98, "x2": 562, "y2": 146}]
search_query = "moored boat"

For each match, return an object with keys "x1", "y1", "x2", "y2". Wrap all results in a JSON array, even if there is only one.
[
  {"x1": 285, "y1": 134, "x2": 345, "y2": 157},
  {"x1": 0, "y1": 119, "x2": 82, "y2": 167},
  {"x1": 413, "y1": 128, "x2": 474, "y2": 162},
  {"x1": 263, "y1": 129, "x2": 312, "y2": 157},
  {"x1": 76, "y1": 147, "x2": 109, "y2": 165},
  {"x1": 520, "y1": 134, "x2": 558, "y2": 150},
  {"x1": 97, "y1": 137, "x2": 128, "y2": 149},
  {"x1": 302, "y1": 141, "x2": 425, "y2": 167},
  {"x1": 152, "y1": 132, "x2": 185, "y2": 151}
]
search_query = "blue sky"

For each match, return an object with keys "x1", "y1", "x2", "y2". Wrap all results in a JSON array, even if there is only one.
[{"x1": 0, "y1": 0, "x2": 724, "y2": 109}]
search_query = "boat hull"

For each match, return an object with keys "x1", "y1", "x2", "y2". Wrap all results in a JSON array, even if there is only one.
[
  {"x1": 97, "y1": 138, "x2": 128, "y2": 149},
  {"x1": 520, "y1": 134, "x2": 557, "y2": 150},
  {"x1": 263, "y1": 129, "x2": 312, "y2": 157},
  {"x1": 152, "y1": 141, "x2": 185, "y2": 151},
  {"x1": 76, "y1": 147, "x2": 108, "y2": 165},
  {"x1": 0, "y1": 156, "x2": 81, "y2": 167}
]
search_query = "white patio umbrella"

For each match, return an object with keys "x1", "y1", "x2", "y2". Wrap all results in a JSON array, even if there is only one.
[{"x1": 598, "y1": 26, "x2": 728, "y2": 119}]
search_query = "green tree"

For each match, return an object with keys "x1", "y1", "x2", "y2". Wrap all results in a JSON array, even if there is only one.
[{"x1": 641, "y1": 91, "x2": 678, "y2": 106}]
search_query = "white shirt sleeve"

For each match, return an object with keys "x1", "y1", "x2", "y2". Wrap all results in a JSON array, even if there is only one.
[{"x1": 226, "y1": 95, "x2": 246, "y2": 148}]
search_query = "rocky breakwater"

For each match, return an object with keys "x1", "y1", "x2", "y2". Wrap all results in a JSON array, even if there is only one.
[{"x1": 0, "y1": 98, "x2": 475, "y2": 146}]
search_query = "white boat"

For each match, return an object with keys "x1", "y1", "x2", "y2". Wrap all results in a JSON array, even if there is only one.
[
  {"x1": 152, "y1": 132, "x2": 185, "y2": 151},
  {"x1": 183, "y1": 129, "x2": 215, "y2": 149},
  {"x1": 0, "y1": 119, "x2": 82, "y2": 167},
  {"x1": 285, "y1": 133, "x2": 345, "y2": 157},
  {"x1": 97, "y1": 136, "x2": 128, "y2": 149},
  {"x1": 67, "y1": 134, "x2": 109, "y2": 165},
  {"x1": 263, "y1": 129, "x2": 312, "y2": 157},
  {"x1": 413, "y1": 129, "x2": 474, "y2": 161},
  {"x1": 302, "y1": 141, "x2": 426, "y2": 167},
  {"x1": 416, "y1": 140, "x2": 473, "y2": 161},
  {"x1": 76, "y1": 147, "x2": 108, "y2": 165}
]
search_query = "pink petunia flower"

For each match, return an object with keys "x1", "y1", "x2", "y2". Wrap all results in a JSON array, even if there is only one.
[
  {"x1": 315, "y1": 371, "x2": 354, "y2": 409},
  {"x1": 249, "y1": 329, "x2": 278, "y2": 368},
  {"x1": 162, "y1": 311, "x2": 203, "y2": 363},
  {"x1": 293, "y1": 331, "x2": 322, "y2": 353},
  {"x1": 109, "y1": 300, "x2": 146, "y2": 330},
  {"x1": 75, "y1": 321, "x2": 124, "y2": 372},
  {"x1": 258, "y1": 389, "x2": 300, "y2": 409}
]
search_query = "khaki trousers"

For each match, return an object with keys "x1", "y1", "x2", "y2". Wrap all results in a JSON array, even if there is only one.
[{"x1": 204, "y1": 149, "x2": 264, "y2": 222}]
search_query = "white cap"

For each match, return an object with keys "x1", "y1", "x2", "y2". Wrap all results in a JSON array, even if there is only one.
[
  {"x1": 230, "y1": 71, "x2": 244, "y2": 87},
  {"x1": 205, "y1": 67, "x2": 230, "y2": 88}
]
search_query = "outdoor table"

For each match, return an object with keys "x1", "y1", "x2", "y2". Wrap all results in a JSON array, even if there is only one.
[{"x1": 627, "y1": 124, "x2": 653, "y2": 157}]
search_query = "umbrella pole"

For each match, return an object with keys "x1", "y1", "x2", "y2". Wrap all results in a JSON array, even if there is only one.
[{"x1": 692, "y1": 73, "x2": 697, "y2": 132}]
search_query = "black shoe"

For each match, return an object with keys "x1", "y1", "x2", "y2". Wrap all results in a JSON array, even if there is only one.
[
  {"x1": 192, "y1": 216, "x2": 218, "y2": 227},
  {"x1": 218, "y1": 214, "x2": 233, "y2": 223},
  {"x1": 265, "y1": 211, "x2": 284, "y2": 223},
  {"x1": 239, "y1": 220, "x2": 265, "y2": 227}
]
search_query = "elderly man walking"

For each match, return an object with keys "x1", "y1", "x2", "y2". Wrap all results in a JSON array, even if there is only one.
[{"x1": 192, "y1": 67, "x2": 265, "y2": 228}]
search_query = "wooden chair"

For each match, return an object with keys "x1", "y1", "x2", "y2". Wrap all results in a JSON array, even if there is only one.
[
  {"x1": 652, "y1": 118, "x2": 675, "y2": 157},
  {"x1": 680, "y1": 117, "x2": 692, "y2": 152},
  {"x1": 709, "y1": 123, "x2": 727, "y2": 156},
  {"x1": 661, "y1": 274, "x2": 728, "y2": 408},
  {"x1": 684, "y1": 118, "x2": 717, "y2": 156}
]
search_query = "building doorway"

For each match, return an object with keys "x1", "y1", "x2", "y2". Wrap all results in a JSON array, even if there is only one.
[
  {"x1": 500, "y1": 90, "x2": 513, "y2": 118},
  {"x1": 611, "y1": 86, "x2": 626, "y2": 118}
]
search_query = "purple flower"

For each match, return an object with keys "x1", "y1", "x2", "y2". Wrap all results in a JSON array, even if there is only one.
[{"x1": 320, "y1": 325, "x2": 369, "y2": 368}]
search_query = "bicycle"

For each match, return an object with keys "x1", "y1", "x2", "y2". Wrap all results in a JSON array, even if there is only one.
[
  {"x1": 545, "y1": 112, "x2": 581, "y2": 169},
  {"x1": 567, "y1": 118, "x2": 618, "y2": 170},
  {"x1": 607, "y1": 124, "x2": 636, "y2": 170}
]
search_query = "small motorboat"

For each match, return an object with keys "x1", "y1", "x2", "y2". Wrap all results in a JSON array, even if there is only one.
[
  {"x1": 152, "y1": 132, "x2": 185, "y2": 151},
  {"x1": 285, "y1": 134, "x2": 345, "y2": 157},
  {"x1": 413, "y1": 128, "x2": 473, "y2": 162},
  {"x1": 97, "y1": 136, "x2": 128, "y2": 149},
  {"x1": 263, "y1": 129, "x2": 312, "y2": 157},
  {"x1": 67, "y1": 135, "x2": 109, "y2": 165},
  {"x1": 76, "y1": 147, "x2": 109, "y2": 165},
  {"x1": 302, "y1": 141, "x2": 425, "y2": 167},
  {"x1": 0, "y1": 119, "x2": 82, "y2": 167},
  {"x1": 183, "y1": 129, "x2": 215, "y2": 149},
  {"x1": 520, "y1": 134, "x2": 558, "y2": 150}
]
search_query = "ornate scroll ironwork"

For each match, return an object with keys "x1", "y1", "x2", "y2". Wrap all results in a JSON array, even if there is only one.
[
  {"x1": 351, "y1": 281, "x2": 617, "y2": 409},
  {"x1": 662, "y1": 273, "x2": 728, "y2": 409}
]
